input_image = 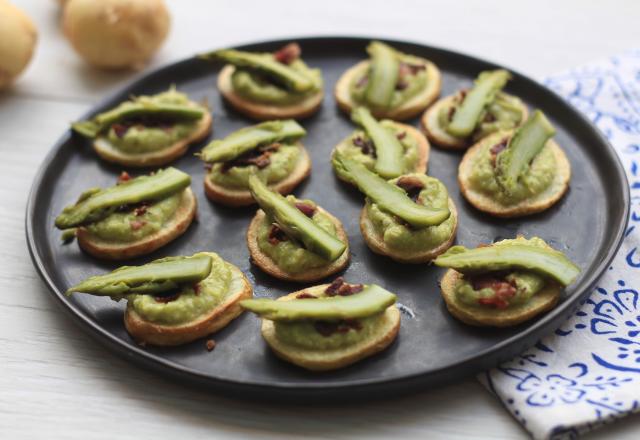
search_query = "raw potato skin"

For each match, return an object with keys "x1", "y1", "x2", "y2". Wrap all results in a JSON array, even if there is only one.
[
  {"x1": 260, "y1": 285, "x2": 400, "y2": 371},
  {"x1": 331, "y1": 122, "x2": 430, "y2": 185},
  {"x1": 76, "y1": 187, "x2": 197, "y2": 260},
  {"x1": 334, "y1": 58, "x2": 442, "y2": 121},
  {"x1": 204, "y1": 144, "x2": 311, "y2": 207},
  {"x1": 217, "y1": 65, "x2": 324, "y2": 121},
  {"x1": 246, "y1": 207, "x2": 350, "y2": 283},
  {"x1": 421, "y1": 93, "x2": 529, "y2": 150},
  {"x1": 125, "y1": 264, "x2": 253, "y2": 346},
  {"x1": 440, "y1": 269, "x2": 561, "y2": 327},
  {"x1": 0, "y1": 0, "x2": 38, "y2": 89},
  {"x1": 63, "y1": 0, "x2": 170, "y2": 69},
  {"x1": 458, "y1": 131, "x2": 571, "y2": 218},
  {"x1": 360, "y1": 198, "x2": 458, "y2": 263},
  {"x1": 92, "y1": 111, "x2": 212, "y2": 168}
]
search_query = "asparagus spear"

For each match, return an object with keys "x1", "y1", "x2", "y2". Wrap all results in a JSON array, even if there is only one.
[
  {"x1": 200, "y1": 120, "x2": 305, "y2": 163},
  {"x1": 333, "y1": 155, "x2": 450, "y2": 228},
  {"x1": 241, "y1": 284, "x2": 396, "y2": 321},
  {"x1": 447, "y1": 70, "x2": 511, "y2": 137},
  {"x1": 201, "y1": 49, "x2": 315, "y2": 93},
  {"x1": 55, "y1": 167, "x2": 191, "y2": 229},
  {"x1": 434, "y1": 238, "x2": 579, "y2": 286},
  {"x1": 364, "y1": 41, "x2": 400, "y2": 109},
  {"x1": 351, "y1": 107, "x2": 404, "y2": 179},
  {"x1": 66, "y1": 255, "x2": 213, "y2": 298},
  {"x1": 495, "y1": 110, "x2": 556, "y2": 194},
  {"x1": 249, "y1": 176, "x2": 346, "y2": 262}
]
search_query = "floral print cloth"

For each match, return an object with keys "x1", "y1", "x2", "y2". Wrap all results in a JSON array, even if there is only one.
[{"x1": 480, "y1": 50, "x2": 640, "y2": 440}]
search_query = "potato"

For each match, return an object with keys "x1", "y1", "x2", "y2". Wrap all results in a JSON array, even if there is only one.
[
  {"x1": 62, "y1": 0, "x2": 170, "y2": 69},
  {"x1": 0, "y1": 0, "x2": 38, "y2": 90}
]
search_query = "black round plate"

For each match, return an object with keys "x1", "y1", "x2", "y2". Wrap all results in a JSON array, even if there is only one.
[{"x1": 26, "y1": 37, "x2": 629, "y2": 401}]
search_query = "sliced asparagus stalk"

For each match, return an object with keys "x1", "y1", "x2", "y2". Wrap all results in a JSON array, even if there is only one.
[
  {"x1": 241, "y1": 284, "x2": 396, "y2": 321},
  {"x1": 495, "y1": 110, "x2": 556, "y2": 194},
  {"x1": 249, "y1": 176, "x2": 346, "y2": 262},
  {"x1": 201, "y1": 49, "x2": 315, "y2": 93},
  {"x1": 55, "y1": 167, "x2": 191, "y2": 229},
  {"x1": 200, "y1": 120, "x2": 305, "y2": 163},
  {"x1": 447, "y1": 69, "x2": 511, "y2": 137},
  {"x1": 352, "y1": 107, "x2": 404, "y2": 179},
  {"x1": 333, "y1": 155, "x2": 450, "y2": 228},
  {"x1": 364, "y1": 41, "x2": 400, "y2": 109},
  {"x1": 66, "y1": 255, "x2": 213, "y2": 297},
  {"x1": 434, "y1": 239, "x2": 580, "y2": 286}
]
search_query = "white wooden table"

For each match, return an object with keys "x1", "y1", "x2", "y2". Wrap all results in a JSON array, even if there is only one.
[{"x1": 2, "y1": 1, "x2": 639, "y2": 438}]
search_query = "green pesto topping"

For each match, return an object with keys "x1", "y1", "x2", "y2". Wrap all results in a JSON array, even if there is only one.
[
  {"x1": 366, "y1": 174, "x2": 456, "y2": 252},
  {"x1": 128, "y1": 252, "x2": 234, "y2": 326},
  {"x1": 72, "y1": 88, "x2": 205, "y2": 139},
  {"x1": 241, "y1": 284, "x2": 396, "y2": 321},
  {"x1": 65, "y1": 254, "x2": 213, "y2": 298},
  {"x1": 438, "y1": 92, "x2": 526, "y2": 141},
  {"x1": 200, "y1": 120, "x2": 305, "y2": 163},
  {"x1": 350, "y1": 42, "x2": 428, "y2": 110},
  {"x1": 495, "y1": 111, "x2": 556, "y2": 195},
  {"x1": 468, "y1": 131, "x2": 556, "y2": 205},
  {"x1": 332, "y1": 120, "x2": 419, "y2": 181},
  {"x1": 434, "y1": 236, "x2": 580, "y2": 287},
  {"x1": 256, "y1": 196, "x2": 338, "y2": 274},
  {"x1": 55, "y1": 168, "x2": 191, "y2": 229},
  {"x1": 351, "y1": 107, "x2": 404, "y2": 178},
  {"x1": 333, "y1": 155, "x2": 450, "y2": 228},
  {"x1": 249, "y1": 176, "x2": 346, "y2": 262},
  {"x1": 446, "y1": 70, "x2": 511, "y2": 137}
]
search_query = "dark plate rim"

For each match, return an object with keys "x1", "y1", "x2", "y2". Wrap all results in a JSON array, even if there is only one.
[{"x1": 25, "y1": 36, "x2": 630, "y2": 394}]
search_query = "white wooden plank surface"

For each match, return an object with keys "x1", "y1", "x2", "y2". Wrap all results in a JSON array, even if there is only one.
[{"x1": 1, "y1": 1, "x2": 639, "y2": 439}]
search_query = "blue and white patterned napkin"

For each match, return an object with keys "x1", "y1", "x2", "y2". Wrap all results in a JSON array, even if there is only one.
[{"x1": 480, "y1": 50, "x2": 640, "y2": 440}]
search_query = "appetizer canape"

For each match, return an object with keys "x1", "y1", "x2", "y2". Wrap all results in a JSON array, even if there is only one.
[
  {"x1": 246, "y1": 176, "x2": 349, "y2": 282},
  {"x1": 66, "y1": 252, "x2": 253, "y2": 345},
  {"x1": 201, "y1": 43, "x2": 323, "y2": 120},
  {"x1": 55, "y1": 167, "x2": 197, "y2": 260},
  {"x1": 334, "y1": 155, "x2": 457, "y2": 263},
  {"x1": 72, "y1": 87, "x2": 212, "y2": 167},
  {"x1": 331, "y1": 107, "x2": 429, "y2": 184},
  {"x1": 200, "y1": 120, "x2": 311, "y2": 206},
  {"x1": 422, "y1": 69, "x2": 528, "y2": 150},
  {"x1": 458, "y1": 110, "x2": 570, "y2": 217},
  {"x1": 241, "y1": 277, "x2": 399, "y2": 371},
  {"x1": 434, "y1": 237, "x2": 580, "y2": 327},
  {"x1": 335, "y1": 41, "x2": 441, "y2": 120}
]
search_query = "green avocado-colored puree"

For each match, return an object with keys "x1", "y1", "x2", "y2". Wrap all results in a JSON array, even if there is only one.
[
  {"x1": 438, "y1": 92, "x2": 525, "y2": 141},
  {"x1": 453, "y1": 237, "x2": 549, "y2": 308},
  {"x1": 366, "y1": 174, "x2": 455, "y2": 252},
  {"x1": 332, "y1": 121, "x2": 419, "y2": 180},
  {"x1": 350, "y1": 52, "x2": 428, "y2": 110},
  {"x1": 275, "y1": 314, "x2": 381, "y2": 350},
  {"x1": 257, "y1": 196, "x2": 338, "y2": 274},
  {"x1": 85, "y1": 192, "x2": 182, "y2": 243},
  {"x1": 231, "y1": 59, "x2": 322, "y2": 105},
  {"x1": 128, "y1": 252, "x2": 233, "y2": 326},
  {"x1": 208, "y1": 144, "x2": 301, "y2": 189},
  {"x1": 468, "y1": 132, "x2": 556, "y2": 205},
  {"x1": 107, "y1": 89, "x2": 202, "y2": 154},
  {"x1": 455, "y1": 271, "x2": 545, "y2": 308}
]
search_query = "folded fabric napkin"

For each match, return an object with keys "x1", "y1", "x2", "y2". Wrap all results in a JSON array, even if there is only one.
[{"x1": 479, "y1": 49, "x2": 640, "y2": 439}]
